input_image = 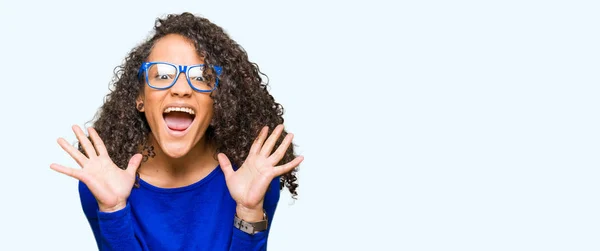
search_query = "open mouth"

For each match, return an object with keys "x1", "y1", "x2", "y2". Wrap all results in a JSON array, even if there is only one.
[{"x1": 163, "y1": 107, "x2": 196, "y2": 132}]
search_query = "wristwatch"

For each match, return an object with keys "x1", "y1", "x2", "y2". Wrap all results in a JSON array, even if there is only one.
[{"x1": 233, "y1": 210, "x2": 268, "y2": 235}]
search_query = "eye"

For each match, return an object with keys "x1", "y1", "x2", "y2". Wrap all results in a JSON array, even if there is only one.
[
  {"x1": 188, "y1": 67, "x2": 205, "y2": 82},
  {"x1": 151, "y1": 64, "x2": 176, "y2": 81},
  {"x1": 155, "y1": 74, "x2": 172, "y2": 80}
]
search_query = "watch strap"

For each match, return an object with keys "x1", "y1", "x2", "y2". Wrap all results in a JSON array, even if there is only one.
[{"x1": 233, "y1": 211, "x2": 268, "y2": 235}]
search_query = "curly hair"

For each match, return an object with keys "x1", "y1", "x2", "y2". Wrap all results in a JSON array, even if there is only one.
[{"x1": 81, "y1": 12, "x2": 298, "y2": 198}]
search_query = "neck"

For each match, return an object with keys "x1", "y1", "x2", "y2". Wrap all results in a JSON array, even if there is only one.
[{"x1": 138, "y1": 135, "x2": 219, "y2": 188}]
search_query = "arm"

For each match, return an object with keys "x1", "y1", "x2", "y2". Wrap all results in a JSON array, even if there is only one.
[
  {"x1": 50, "y1": 126, "x2": 143, "y2": 251},
  {"x1": 79, "y1": 181, "x2": 144, "y2": 251},
  {"x1": 219, "y1": 125, "x2": 301, "y2": 251},
  {"x1": 229, "y1": 178, "x2": 280, "y2": 251},
  {"x1": 96, "y1": 204, "x2": 142, "y2": 251}
]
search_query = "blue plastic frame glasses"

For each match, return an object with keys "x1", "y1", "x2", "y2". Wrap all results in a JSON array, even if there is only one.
[{"x1": 138, "y1": 62, "x2": 223, "y2": 92}]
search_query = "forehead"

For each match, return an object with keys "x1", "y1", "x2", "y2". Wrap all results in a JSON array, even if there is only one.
[{"x1": 147, "y1": 34, "x2": 205, "y2": 65}]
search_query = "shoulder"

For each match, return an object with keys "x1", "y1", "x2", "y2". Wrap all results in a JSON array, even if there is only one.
[{"x1": 78, "y1": 181, "x2": 99, "y2": 218}]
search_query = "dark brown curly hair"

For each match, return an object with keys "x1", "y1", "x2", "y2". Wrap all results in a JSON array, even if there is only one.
[{"x1": 81, "y1": 12, "x2": 298, "y2": 198}]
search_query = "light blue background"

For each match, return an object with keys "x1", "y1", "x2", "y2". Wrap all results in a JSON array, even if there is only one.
[{"x1": 0, "y1": 0, "x2": 598, "y2": 250}]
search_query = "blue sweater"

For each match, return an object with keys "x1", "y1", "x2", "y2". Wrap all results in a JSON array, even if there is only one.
[{"x1": 78, "y1": 166, "x2": 280, "y2": 250}]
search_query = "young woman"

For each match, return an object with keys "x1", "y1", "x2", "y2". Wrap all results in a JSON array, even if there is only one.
[{"x1": 50, "y1": 12, "x2": 302, "y2": 250}]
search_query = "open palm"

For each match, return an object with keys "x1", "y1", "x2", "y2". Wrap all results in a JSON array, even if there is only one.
[
  {"x1": 218, "y1": 124, "x2": 304, "y2": 210},
  {"x1": 50, "y1": 125, "x2": 142, "y2": 212}
]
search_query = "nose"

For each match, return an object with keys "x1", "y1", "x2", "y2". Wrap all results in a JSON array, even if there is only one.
[{"x1": 170, "y1": 72, "x2": 193, "y2": 97}]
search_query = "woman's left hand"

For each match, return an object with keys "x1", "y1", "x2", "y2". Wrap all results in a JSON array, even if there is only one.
[{"x1": 218, "y1": 124, "x2": 303, "y2": 220}]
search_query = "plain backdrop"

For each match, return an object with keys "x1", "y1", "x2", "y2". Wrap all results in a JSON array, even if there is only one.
[{"x1": 0, "y1": 0, "x2": 598, "y2": 250}]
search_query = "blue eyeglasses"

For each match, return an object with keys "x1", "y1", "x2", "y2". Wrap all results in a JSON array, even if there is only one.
[{"x1": 138, "y1": 62, "x2": 223, "y2": 92}]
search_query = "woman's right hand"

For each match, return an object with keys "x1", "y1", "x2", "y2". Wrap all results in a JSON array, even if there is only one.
[{"x1": 50, "y1": 125, "x2": 143, "y2": 212}]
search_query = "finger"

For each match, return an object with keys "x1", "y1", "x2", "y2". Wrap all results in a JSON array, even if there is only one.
[
  {"x1": 273, "y1": 156, "x2": 304, "y2": 177},
  {"x1": 57, "y1": 137, "x2": 88, "y2": 167},
  {"x1": 50, "y1": 163, "x2": 87, "y2": 181},
  {"x1": 88, "y1": 128, "x2": 108, "y2": 156},
  {"x1": 268, "y1": 133, "x2": 294, "y2": 164},
  {"x1": 217, "y1": 153, "x2": 235, "y2": 178},
  {"x1": 249, "y1": 126, "x2": 269, "y2": 155},
  {"x1": 259, "y1": 124, "x2": 284, "y2": 156},
  {"x1": 73, "y1": 125, "x2": 97, "y2": 158},
  {"x1": 125, "y1": 154, "x2": 144, "y2": 176}
]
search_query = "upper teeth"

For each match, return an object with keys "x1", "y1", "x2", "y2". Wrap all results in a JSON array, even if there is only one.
[{"x1": 164, "y1": 107, "x2": 195, "y2": 115}]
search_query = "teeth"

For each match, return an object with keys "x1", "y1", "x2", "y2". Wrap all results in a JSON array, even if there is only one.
[{"x1": 164, "y1": 107, "x2": 195, "y2": 115}]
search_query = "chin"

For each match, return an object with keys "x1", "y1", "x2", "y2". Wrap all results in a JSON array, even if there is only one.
[
  {"x1": 156, "y1": 125, "x2": 202, "y2": 159},
  {"x1": 155, "y1": 122, "x2": 210, "y2": 159},
  {"x1": 160, "y1": 143, "x2": 193, "y2": 159}
]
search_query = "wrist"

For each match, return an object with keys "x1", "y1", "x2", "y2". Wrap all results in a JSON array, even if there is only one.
[
  {"x1": 99, "y1": 202, "x2": 127, "y2": 213},
  {"x1": 235, "y1": 204, "x2": 264, "y2": 222},
  {"x1": 234, "y1": 205, "x2": 269, "y2": 235}
]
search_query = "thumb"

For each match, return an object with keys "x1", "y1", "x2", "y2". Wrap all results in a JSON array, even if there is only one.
[
  {"x1": 217, "y1": 153, "x2": 234, "y2": 178},
  {"x1": 125, "y1": 153, "x2": 143, "y2": 176}
]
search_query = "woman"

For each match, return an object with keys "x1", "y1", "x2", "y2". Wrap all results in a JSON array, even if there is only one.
[{"x1": 50, "y1": 12, "x2": 302, "y2": 250}]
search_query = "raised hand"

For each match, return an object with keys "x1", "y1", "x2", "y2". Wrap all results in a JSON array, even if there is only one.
[
  {"x1": 218, "y1": 124, "x2": 304, "y2": 216},
  {"x1": 50, "y1": 125, "x2": 143, "y2": 212}
]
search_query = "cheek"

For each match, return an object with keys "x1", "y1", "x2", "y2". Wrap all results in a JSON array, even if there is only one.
[
  {"x1": 196, "y1": 97, "x2": 215, "y2": 121},
  {"x1": 143, "y1": 92, "x2": 166, "y2": 119}
]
